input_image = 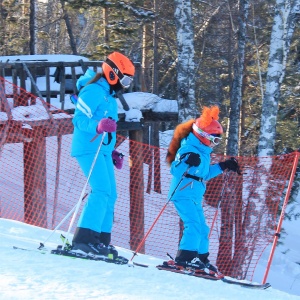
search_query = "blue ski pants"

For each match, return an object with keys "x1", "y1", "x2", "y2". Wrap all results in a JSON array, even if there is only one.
[
  {"x1": 172, "y1": 197, "x2": 210, "y2": 254},
  {"x1": 75, "y1": 152, "x2": 117, "y2": 233}
]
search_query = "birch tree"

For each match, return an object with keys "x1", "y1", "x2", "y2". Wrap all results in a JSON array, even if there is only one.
[
  {"x1": 258, "y1": 0, "x2": 300, "y2": 156},
  {"x1": 60, "y1": 0, "x2": 78, "y2": 55},
  {"x1": 174, "y1": 0, "x2": 197, "y2": 122},
  {"x1": 246, "y1": 1, "x2": 300, "y2": 276},
  {"x1": 227, "y1": 0, "x2": 250, "y2": 156},
  {"x1": 29, "y1": 0, "x2": 36, "y2": 54}
]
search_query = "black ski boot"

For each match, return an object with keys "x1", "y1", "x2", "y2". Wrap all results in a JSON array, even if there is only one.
[
  {"x1": 99, "y1": 232, "x2": 118, "y2": 259},
  {"x1": 175, "y1": 250, "x2": 205, "y2": 270},
  {"x1": 72, "y1": 227, "x2": 109, "y2": 257},
  {"x1": 197, "y1": 252, "x2": 221, "y2": 275}
]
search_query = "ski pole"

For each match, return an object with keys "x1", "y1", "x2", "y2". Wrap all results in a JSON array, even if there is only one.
[
  {"x1": 62, "y1": 132, "x2": 107, "y2": 250},
  {"x1": 38, "y1": 193, "x2": 88, "y2": 250},
  {"x1": 129, "y1": 166, "x2": 190, "y2": 263},
  {"x1": 209, "y1": 170, "x2": 229, "y2": 238},
  {"x1": 208, "y1": 158, "x2": 242, "y2": 238}
]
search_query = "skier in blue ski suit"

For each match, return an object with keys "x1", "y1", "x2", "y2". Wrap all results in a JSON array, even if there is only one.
[
  {"x1": 71, "y1": 52, "x2": 135, "y2": 258},
  {"x1": 170, "y1": 133, "x2": 222, "y2": 254},
  {"x1": 166, "y1": 106, "x2": 240, "y2": 274}
]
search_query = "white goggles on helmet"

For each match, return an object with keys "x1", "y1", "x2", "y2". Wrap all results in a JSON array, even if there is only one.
[
  {"x1": 105, "y1": 58, "x2": 133, "y2": 89},
  {"x1": 119, "y1": 74, "x2": 133, "y2": 89},
  {"x1": 192, "y1": 123, "x2": 222, "y2": 145}
]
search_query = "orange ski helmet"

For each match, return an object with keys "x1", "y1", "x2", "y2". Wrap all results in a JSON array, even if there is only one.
[
  {"x1": 193, "y1": 106, "x2": 223, "y2": 146},
  {"x1": 102, "y1": 52, "x2": 135, "y2": 88}
]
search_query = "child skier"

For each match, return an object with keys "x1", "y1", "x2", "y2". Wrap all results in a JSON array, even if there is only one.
[{"x1": 166, "y1": 105, "x2": 240, "y2": 275}]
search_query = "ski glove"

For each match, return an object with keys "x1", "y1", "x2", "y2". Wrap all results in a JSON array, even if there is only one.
[
  {"x1": 112, "y1": 150, "x2": 124, "y2": 169},
  {"x1": 96, "y1": 118, "x2": 117, "y2": 134},
  {"x1": 219, "y1": 157, "x2": 241, "y2": 174},
  {"x1": 185, "y1": 153, "x2": 201, "y2": 167}
]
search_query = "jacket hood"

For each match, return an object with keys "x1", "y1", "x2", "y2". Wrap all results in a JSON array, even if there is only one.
[{"x1": 76, "y1": 69, "x2": 97, "y2": 91}]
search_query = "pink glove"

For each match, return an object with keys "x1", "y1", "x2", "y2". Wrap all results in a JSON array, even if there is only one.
[
  {"x1": 96, "y1": 118, "x2": 117, "y2": 134},
  {"x1": 112, "y1": 150, "x2": 124, "y2": 169}
]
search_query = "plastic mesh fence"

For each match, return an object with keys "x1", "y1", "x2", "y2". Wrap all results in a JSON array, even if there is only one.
[{"x1": 0, "y1": 77, "x2": 298, "y2": 281}]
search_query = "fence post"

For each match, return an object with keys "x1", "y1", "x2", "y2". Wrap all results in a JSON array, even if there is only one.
[
  {"x1": 24, "y1": 127, "x2": 47, "y2": 227},
  {"x1": 129, "y1": 129, "x2": 145, "y2": 252},
  {"x1": 262, "y1": 151, "x2": 300, "y2": 284}
]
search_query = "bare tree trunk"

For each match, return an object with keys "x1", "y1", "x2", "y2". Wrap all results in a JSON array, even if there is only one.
[
  {"x1": 258, "y1": 0, "x2": 300, "y2": 156},
  {"x1": 77, "y1": 13, "x2": 94, "y2": 53},
  {"x1": 0, "y1": 0, "x2": 8, "y2": 54},
  {"x1": 142, "y1": 23, "x2": 151, "y2": 92},
  {"x1": 142, "y1": 0, "x2": 152, "y2": 92},
  {"x1": 227, "y1": 0, "x2": 249, "y2": 156},
  {"x1": 174, "y1": 0, "x2": 197, "y2": 123},
  {"x1": 29, "y1": 0, "x2": 36, "y2": 54},
  {"x1": 159, "y1": 5, "x2": 221, "y2": 98},
  {"x1": 60, "y1": 0, "x2": 78, "y2": 55},
  {"x1": 152, "y1": 0, "x2": 158, "y2": 94},
  {"x1": 22, "y1": 0, "x2": 29, "y2": 52},
  {"x1": 103, "y1": 7, "x2": 109, "y2": 44}
]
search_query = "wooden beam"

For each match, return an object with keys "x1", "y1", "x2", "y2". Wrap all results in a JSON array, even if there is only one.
[
  {"x1": 129, "y1": 129, "x2": 145, "y2": 252},
  {"x1": 24, "y1": 127, "x2": 47, "y2": 228}
]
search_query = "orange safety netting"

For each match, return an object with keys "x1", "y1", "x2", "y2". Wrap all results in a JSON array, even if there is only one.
[{"x1": 0, "y1": 77, "x2": 298, "y2": 281}]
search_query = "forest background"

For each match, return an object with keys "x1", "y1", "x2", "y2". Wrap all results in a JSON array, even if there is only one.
[{"x1": 0, "y1": 0, "x2": 299, "y2": 223}]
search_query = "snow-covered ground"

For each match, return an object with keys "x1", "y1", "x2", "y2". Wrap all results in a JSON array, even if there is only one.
[
  {"x1": 253, "y1": 209, "x2": 300, "y2": 296},
  {"x1": 0, "y1": 215, "x2": 300, "y2": 300}
]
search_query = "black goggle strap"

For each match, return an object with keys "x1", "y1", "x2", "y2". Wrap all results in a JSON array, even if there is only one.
[{"x1": 105, "y1": 58, "x2": 125, "y2": 81}]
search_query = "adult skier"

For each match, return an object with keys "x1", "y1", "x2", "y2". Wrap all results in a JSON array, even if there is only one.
[
  {"x1": 71, "y1": 52, "x2": 135, "y2": 258},
  {"x1": 166, "y1": 105, "x2": 240, "y2": 275}
]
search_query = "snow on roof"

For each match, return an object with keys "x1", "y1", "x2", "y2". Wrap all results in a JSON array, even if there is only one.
[
  {"x1": 0, "y1": 54, "x2": 90, "y2": 63},
  {"x1": 0, "y1": 92, "x2": 177, "y2": 123},
  {"x1": 122, "y1": 92, "x2": 177, "y2": 113}
]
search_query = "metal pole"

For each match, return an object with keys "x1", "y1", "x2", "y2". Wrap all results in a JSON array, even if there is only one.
[
  {"x1": 130, "y1": 167, "x2": 190, "y2": 262},
  {"x1": 38, "y1": 193, "x2": 88, "y2": 250},
  {"x1": 209, "y1": 171, "x2": 229, "y2": 238},
  {"x1": 262, "y1": 151, "x2": 300, "y2": 284}
]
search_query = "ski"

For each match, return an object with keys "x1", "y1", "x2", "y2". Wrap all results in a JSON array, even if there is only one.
[
  {"x1": 156, "y1": 262, "x2": 271, "y2": 290},
  {"x1": 13, "y1": 245, "x2": 271, "y2": 288},
  {"x1": 13, "y1": 244, "x2": 149, "y2": 268},
  {"x1": 131, "y1": 261, "x2": 149, "y2": 268},
  {"x1": 221, "y1": 277, "x2": 271, "y2": 289},
  {"x1": 60, "y1": 234, "x2": 149, "y2": 268},
  {"x1": 55, "y1": 234, "x2": 128, "y2": 265},
  {"x1": 13, "y1": 244, "x2": 128, "y2": 265},
  {"x1": 156, "y1": 263, "x2": 221, "y2": 281},
  {"x1": 51, "y1": 245, "x2": 129, "y2": 265},
  {"x1": 13, "y1": 245, "x2": 48, "y2": 254}
]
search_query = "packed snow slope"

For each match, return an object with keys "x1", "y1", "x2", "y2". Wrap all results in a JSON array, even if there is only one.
[{"x1": 0, "y1": 218, "x2": 300, "y2": 300}]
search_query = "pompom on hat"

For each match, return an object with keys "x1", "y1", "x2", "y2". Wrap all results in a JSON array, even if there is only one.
[{"x1": 166, "y1": 105, "x2": 223, "y2": 166}]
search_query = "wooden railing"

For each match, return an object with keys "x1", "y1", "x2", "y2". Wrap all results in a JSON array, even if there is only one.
[{"x1": 0, "y1": 60, "x2": 142, "y2": 111}]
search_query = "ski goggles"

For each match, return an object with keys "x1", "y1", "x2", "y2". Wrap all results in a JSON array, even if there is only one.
[
  {"x1": 119, "y1": 74, "x2": 133, "y2": 89},
  {"x1": 192, "y1": 123, "x2": 222, "y2": 145},
  {"x1": 105, "y1": 58, "x2": 133, "y2": 89}
]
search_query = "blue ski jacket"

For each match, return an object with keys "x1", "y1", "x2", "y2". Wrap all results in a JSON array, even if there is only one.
[
  {"x1": 71, "y1": 70, "x2": 118, "y2": 157},
  {"x1": 169, "y1": 132, "x2": 223, "y2": 202}
]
